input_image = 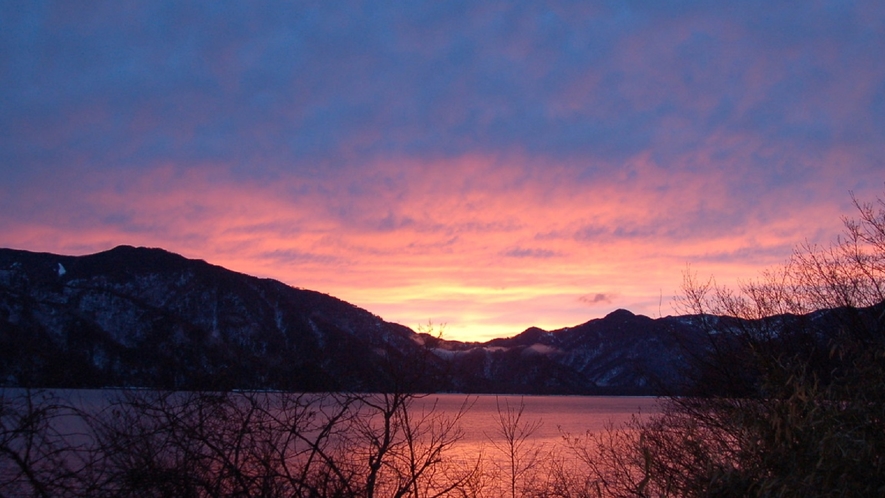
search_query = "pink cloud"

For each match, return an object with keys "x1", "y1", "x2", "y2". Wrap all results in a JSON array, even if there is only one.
[{"x1": 1, "y1": 147, "x2": 863, "y2": 342}]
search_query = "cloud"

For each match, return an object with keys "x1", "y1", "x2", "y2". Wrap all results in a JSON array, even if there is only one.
[
  {"x1": 502, "y1": 247, "x2": 559, "y2": 259},
  {"x1": 1, "y1": 1, "x2": 884, "y2": 340},
  {"x1": 2, "y1": 1, "x2": 878, "y2": 179},
  {"x1": 579, "y1": 293, "x2": 615, "y2": 305}
]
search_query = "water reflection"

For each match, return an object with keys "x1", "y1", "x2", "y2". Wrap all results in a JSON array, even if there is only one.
[{"x1": 0, "y1": 389, "x2": 659, "y2": 496}]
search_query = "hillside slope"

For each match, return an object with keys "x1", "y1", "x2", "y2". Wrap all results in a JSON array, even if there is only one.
[{"x1": 0, "y1": 246, "x2": 707, "y2": 393}]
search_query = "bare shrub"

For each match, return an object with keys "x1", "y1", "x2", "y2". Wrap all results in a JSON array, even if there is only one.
[
  {"x1": 484, "y1": 397, "x2": 545, "y2": 498},
  {"x1": 349, "y1": 392, "x2": 481, "y2": 497},
  {"x1": 565, "y1": 190, "x2": 885, "y2": 497},
  {"x1": 82, "y1": 389, "x2": 480, "y2": 498},
  {"x1": 0, "y1": 389, "x2": 100, "y2": 497}
]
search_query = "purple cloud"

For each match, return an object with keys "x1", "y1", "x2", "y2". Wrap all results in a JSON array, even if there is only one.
[
  {"x1": 502, "y1": 247, "x2": 559, "y2": 259},
  {"x1": 2, "y1": 1, "x2": 884, "y2": 340},
  {"x1": 579, "y1": 293, "x2": 614, "y2": 305}
]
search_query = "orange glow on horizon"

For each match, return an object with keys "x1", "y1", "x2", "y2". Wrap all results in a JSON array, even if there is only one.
[
  {"x1": 0, "y1": 156, "x2": 858, "y2": 342},
  {"x1": 3, "y1": 2, "x2": 883, "y2": 346}
]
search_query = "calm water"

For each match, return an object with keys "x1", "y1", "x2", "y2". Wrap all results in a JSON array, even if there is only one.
[
  {"x1": 7, "y1": 390, "x2": 658, "y2": 431},
  {"x1": 10, "y1": 389, "x2": 658, "y2": 436},
  {"x1": 2, "y1": 390, "x2": 661, "y2": 494},
  {"x1": 411, "y1": 394, "x2": 659, "y2": 457}
]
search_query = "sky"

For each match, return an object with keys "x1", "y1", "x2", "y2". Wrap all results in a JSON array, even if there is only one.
[{"x1": 1, "y1": 1, "x2": 884, "y2": 342}]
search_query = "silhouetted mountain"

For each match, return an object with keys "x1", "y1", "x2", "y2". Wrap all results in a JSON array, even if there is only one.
[
  {"x1": 0, "y1": 246, "x2": 444, "y2": 391},
  {"x1": 427, "y1": 309, "x2": 707, "y2": 394},
  {"x1": 0, "y1": 246, "x2": 713, "y2": 394}
]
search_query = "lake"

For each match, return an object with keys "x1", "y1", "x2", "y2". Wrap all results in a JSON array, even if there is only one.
[
  {"x1": 6, "y1": 389, "x2": 659, "y2": 443},
  {"x1": 1, "y1": 389, "x2": 662, "y2": 496},
  {"x1": 417, "y1": 393, "x2": 659, "y2": 444},
  {"x1": 407, "y1": 393, "x2": 660, "y2": 470}
]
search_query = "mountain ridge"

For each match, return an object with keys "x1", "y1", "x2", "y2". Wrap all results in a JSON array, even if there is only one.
[{"x1": 1, "y1": 245, "x2": 707, "y2": 394}]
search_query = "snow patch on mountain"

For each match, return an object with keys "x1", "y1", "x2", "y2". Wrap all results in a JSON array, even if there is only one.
[{"x1": 522, "y1": 343, "x2": 559, "y2": 356}]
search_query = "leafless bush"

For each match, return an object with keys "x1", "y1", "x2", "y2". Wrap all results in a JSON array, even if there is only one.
[
  {"x1": 87, "y1": 390, "x2": 358, "y2": 496},
  {"x1": 529, "y1": 191, "x2": 885, "y2": 498},
  {"x1": 347, "y1": 392, "x2": 480, "y2": 497},
  {"x1": 79, "y1": 389, "x2": 481, "y2": 498},
  {"x1": 559, "y1": 190, "x2": 885, "y2": 498},
  {"x1": 0, "y1": 389, "x2": 100, "y2": 497},
  {"x1": 483, "y1": 397, "x2": 545, "y2": 498}
]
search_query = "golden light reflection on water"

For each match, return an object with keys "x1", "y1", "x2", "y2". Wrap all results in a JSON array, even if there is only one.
[
  {"x1": 24, "y1": 389, "x2": 662, "y2": 495},
  {"x1": 416, "y1": 394, "x2": 661, "y2": 464}
]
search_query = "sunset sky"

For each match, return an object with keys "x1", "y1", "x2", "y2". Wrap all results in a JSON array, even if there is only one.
[{"x1": 2, "y1": 1, "x2": 884, "y2": 342}]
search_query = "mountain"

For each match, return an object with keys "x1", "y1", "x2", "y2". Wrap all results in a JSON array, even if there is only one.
[
  {"x1": 0, "y1": 246, "x2": 441, "y2": 391},
  {"x1": 421, "y1": 308, "x2": 707, "y2": 394},
  {"x1": 0, "y1": 246, "x2": 706, "y2": 394}
]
